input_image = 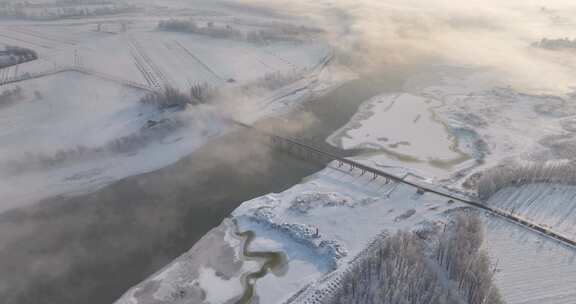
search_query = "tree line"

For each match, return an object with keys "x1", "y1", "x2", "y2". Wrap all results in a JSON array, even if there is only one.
[
  {"x1": 157, "y1": 19, "x2": 305, "y2": 45},
  {"x1": 1, "y1": 118, "x2": 186, "y2": 176},
  {"x1": 323, "y1": 214, "x2": 503, "y2": 304},
  {"x1": 140, "y1": 85, "x2": 215, "y2": 110},
  {"x1": 532, "y1": 38, "x2": 576, "y2": 50},
  {"x1": 0, "y1": 2, "x2": 138, "y2": 20},
  {"x1": 476, "y1": 160, "x2": 576, "y2": 201}
]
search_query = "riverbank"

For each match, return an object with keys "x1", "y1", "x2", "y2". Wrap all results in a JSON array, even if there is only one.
[
  {"x1": 114, "y1": 64, "x2": 453, "y2": 304},
  {"x1": 227, "y1": 66, "x2": 576, "y2": 304},
  {"x1": 0, "y1": 60, "x2": 395, "y2": 303}
]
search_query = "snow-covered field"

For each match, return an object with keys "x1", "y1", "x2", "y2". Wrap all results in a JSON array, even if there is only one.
[
  {"x1": 0, "y1": 68, "x2": 228, "y2": 211},
  {"x1": 116, "y1": 219, "x2": 260, "y2": 304},
  {"x1": 0, "y1": 3, "x2": 339, "y2": 211},
  {"x1": 484, "y1": 215, "x2": 576, "y2": 304},
  {"x1": 485, "y1": 183, "x2": 576, "y2": 238},
  {"x1": 328, "y1": 67, "x2": 576, "y2": 188},
  {"x1": 0, "y1": 72, "x2": 144, "y2": 157}
]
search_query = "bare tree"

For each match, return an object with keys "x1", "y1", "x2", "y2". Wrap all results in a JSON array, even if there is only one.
[
  {"x1": 323, "y1": 214, "x2": 503, "y2": 304},
  {"x1": 477, "y1": 160, "x2": 576, "y2": 201},
  {"x1": 140, "y1": 85, "x2": 215, "y2": 109}
]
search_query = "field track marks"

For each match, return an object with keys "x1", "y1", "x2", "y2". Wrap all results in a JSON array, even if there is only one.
[
  {"x1": 173, "y1": 39, "x2": 225, "y2": 83},
  {"x1": 0, "y1": 30, "x2": 53, "y2": 50},
  {"x1": 128, "y1": 35, "x2": 175, "y2": 89},
  {"x1": 8, "y1": 27, "x2": 78, "y2": 47}
]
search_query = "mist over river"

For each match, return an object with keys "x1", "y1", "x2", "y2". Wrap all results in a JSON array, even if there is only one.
[{"x1": 0, "y1": 65, "x2": 427, "y2": 304}]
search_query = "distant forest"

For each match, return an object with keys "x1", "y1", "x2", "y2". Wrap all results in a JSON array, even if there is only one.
[
  {"x1": 0, "y1": 1, "x2": 139, "y2": 20},
  {"x1": 532, "y1": 38, "x2": 576, "y2": 50},
  {"x1": 157, "y1": 18, "x2": 313, "y2": 44}
]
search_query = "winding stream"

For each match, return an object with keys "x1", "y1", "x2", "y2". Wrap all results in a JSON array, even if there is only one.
[{"x1": 235, "y1": 229, "x2": 288, "y2": 304}]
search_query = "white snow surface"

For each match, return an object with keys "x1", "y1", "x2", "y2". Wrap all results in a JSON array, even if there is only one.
[
  {"x1": 327, "y1": 92, "x2": 469, "y2": 178},
  {"x1": 329, "y1": 67, "x2": 576, "y2": 186},
  {"x1": 225, "y1": 67, "x2": 576, "y2": 303},
  {"x1": 330, "y1": 93, "x2": 461, "y2": 160},
  {"x1": 484, "y1": 215, "x2": 576, "y2": 304},
  {"x1": 0, "y1": 72, "x2": 145, "y2": 157},
  {"x1": 232, "y1": 163, "x2": 464, "y2": 303},
  {"x1": 198, "y1": 267, "x2": 244, "y2": 304},
  {"x1": 0, "y1": 70, "x2": 229, "y2": 211},
  {"x1": 115, "y1": 219, "x2": 261, "y2": 304},
  {"x1": 486, "y1": 183, "x2": 576, "y2": 238},
  {"x1": 0, "y1": 9, "x2": 339, "y2": 211}
]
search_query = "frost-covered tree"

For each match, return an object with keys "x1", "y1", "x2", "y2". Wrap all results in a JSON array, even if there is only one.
[
  {"x1": 1, "y1": 118, "x2": 186, "y2": 175},
  {"x1": 158, "y1": 19, "x2": 198, "y2": 32},
  {"x1": 477, "y1": 161, "x2": 576, "y2": 201},
  {"x1": 533, "y1": 37, "x2": 576, "y2": 50},
  {"x1": 140, "y1": 85, "x2": 215, "y2": 109},
  {"x1": 157, "y1": 19, "x2": 241, "y2": 40},
  {"x1": 157, "y1": 18, "x2": 306, "y2": 44},
  {"x1": 240, "y1": 71, "x2": 304, "y2": 95},
  {"x1": 324, "y1": 231, "x2": 457, "y2": 304},
  {"x1": 436, "y1": 214, "x2": 502, "y2": 304},
  {"x1": 323, "y1": 214, "x2": 503, "y2": 304}
]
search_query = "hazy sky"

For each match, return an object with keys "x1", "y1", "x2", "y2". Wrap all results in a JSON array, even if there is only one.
[{"x1": 232, "y1": 0, "x2": 576, "y2": 93}]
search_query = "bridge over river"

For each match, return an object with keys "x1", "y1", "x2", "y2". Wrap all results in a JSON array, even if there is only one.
[{"x1": 234, "y1": 120, "x2": 576, "y2": 250}]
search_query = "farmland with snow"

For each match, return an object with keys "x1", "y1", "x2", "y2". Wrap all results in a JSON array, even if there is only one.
[
  {"x1": 484, "y1": 215, "x2": 576, "y2": 304},
  {"x1": 0, "y1": 4, "x2": 337, "y2": 211}
]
